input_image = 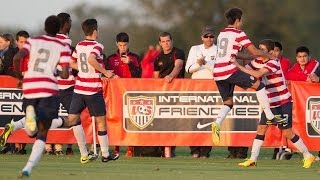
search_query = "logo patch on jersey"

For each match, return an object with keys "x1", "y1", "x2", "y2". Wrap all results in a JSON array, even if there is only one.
[{"x1": 127, "y1": 96, "x2": 156, "y2": 130}]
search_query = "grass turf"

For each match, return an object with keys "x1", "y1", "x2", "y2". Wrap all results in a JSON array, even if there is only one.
[{"x1": 0, "y1": 147, "x2": 319, "y2": 180}]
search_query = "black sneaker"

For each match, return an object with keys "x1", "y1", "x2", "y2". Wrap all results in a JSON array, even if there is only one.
[
  {"x1": 266, "y1": 115, "x2": 287, "y2": 125},
  {"x1": 101, "y1": 153, "x2": 119, "y2": 162}
]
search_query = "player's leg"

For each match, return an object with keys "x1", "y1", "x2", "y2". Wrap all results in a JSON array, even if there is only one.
[
  {"x1": 21, "y1": 96, "x2": 58, "y2": 176},
  {"x1": 280, "y1": 102, "x2": 315, "y2": 168},
  {"x1": 86, "y1": 92, "x2": 119, "y2": 162},
  {"x1": 212, "y1": 80, "x2": 234, "y2": 145},
  {"x1": 239, "y1": 111, "x2": 270, "y2": 167},
  {"x1": 230, "y1": 70, "x2": 286, "y2": 124}
]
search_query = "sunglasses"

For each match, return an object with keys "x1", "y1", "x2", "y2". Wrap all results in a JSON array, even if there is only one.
[{"x1": 203, "y1": 35, "x2": 214, "y2": 38}]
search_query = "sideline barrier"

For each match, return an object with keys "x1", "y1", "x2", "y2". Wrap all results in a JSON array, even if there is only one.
[{"x1": 0, "y1": 76, "x2": 319, "y2": 150}]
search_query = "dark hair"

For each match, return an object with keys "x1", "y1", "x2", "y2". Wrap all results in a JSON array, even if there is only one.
[
  {"x1": 274, "y1": 41, "x2": 282, "y2": 51},
  {"x1": 81, "y1": 19, "x2": 98, "y2": 36},
  {"x1": 158, "y1": 32, "x2": 172, "y2": 41},
  {"x1": 116, "y1": 32, "x2": 129, "y2": 43},
  {"x1": 296, "y1": 46, "x2": 309, "y2": 55},
  {"x1": 225, "y1": 8, "x2": 242, "y2": 25},
  {"x1": 259, "y1": 39, "x2": 275, "y2": 52},
  {"x1": 16, "y1": 30, "x2": 30, "y2": 40},
  {"x1": 57, "y1": 12, "x2": 71, "y2": 29},
  {"x1": 44, "y1": 15, "x2": 60, "y2": 36},
  {"x1": 0, "y1": 33, "x2": 16, "y2": 48}
]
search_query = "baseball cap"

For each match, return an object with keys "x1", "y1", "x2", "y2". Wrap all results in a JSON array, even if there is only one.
[{"x1": 201, "y1": 26, "x2": 215, "y2": 36}]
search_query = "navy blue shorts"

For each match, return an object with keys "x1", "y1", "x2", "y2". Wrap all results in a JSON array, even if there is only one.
[
  {"x1": 216, "y1": 70, "x2": 258, "y2": 101},
  {"x1": 58, "y1": 86, "x2": 74, "y2": 113},
  {"x1": 260, "y1": 102, "x2": 292, "y2": 130},
  {"x1": 69, "y1": 91, "x2": 106, "y2": 117},
  {"x1": 22, "y1": 96, "x2": 59, "y2": 122}
]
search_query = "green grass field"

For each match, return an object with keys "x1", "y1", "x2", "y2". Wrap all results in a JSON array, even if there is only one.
[{"x1": 0, "y1": 147, "x2": 319, "y2": 180}]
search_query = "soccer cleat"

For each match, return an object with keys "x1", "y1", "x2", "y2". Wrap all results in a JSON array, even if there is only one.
[
  {"x1": 0, "y1": 122, "x2": 14, "y2": 146},
  {"x1": 303, "y1": 155, "x2": 315, "y2": 168},
  {"x1": 238, "y1": 159, "x2": 257, "y2": 167},
  {"x1": 25, "y1": 105, "x2": 38, "y2": 137},
  {"x1": 80, "y1": 154, "x2": 98, "y2": 164},
  {"x1": 19, "y1": 171, "x2": 30, "y2": 179},
  {"x1": 101, "y1": 153, "x2": 120, "y2": 162},
  {"x1": 211, "y1": 122, "x2": 220, "y2": 145},
  {"x1": 266, "y1": 115, "x2": 287, "y2": 125}
]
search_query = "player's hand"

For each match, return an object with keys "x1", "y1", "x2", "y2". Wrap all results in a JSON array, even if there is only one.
[
  {"x1": 103, "y1": 70, "x2": 114, "y2": 78},
  {"x1": 308, "y1": 73, "x2": 320, "y2": 82},
  {"x1": 232, "y1": 58, "x2": 240, "y2": 67},
  {"x1": 164, "y1": 75, "x2": 174, "y2": 83}
]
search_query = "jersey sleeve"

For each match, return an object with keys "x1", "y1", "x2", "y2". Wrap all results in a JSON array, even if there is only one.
[
  {"x1": 59, "y1": 45, "x2": 71, "y2": 66},
  {"x1": 235, "y1": 31, "x2": 252, "y2": 48}
]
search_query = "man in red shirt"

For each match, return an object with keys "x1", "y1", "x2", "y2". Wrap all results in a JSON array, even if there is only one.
[{"x1": 287, "y1": 46, "x2": 319, "y2": 81}]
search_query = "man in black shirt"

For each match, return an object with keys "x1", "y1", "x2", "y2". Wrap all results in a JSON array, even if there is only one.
[{"x1": 153, "y1": 32, "x2": 185, "y2": 82}]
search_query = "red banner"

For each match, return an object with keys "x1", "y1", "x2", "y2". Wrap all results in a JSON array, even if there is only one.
[{"x1": 1, "y1": 75, "x2": 320, "y2": 150}]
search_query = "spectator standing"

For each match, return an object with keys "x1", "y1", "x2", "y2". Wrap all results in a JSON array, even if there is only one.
[
  {"x1": 185, "y1": 26, "x2": 216, "y2": 158},
  {"x1": 0, "y1": 33, "x2": 19, "y2": 77},
  {"x1": 141, "y1": 45, "x2": 161, "y2": 78},
  {"x1": 105, "y1": 32, "x2": 141, "y2": 157},
  {"x1": 154, "y1": 31, "x2": 186, "y2": 157},
  {"x1": 274, "y1": 41, "x2": 291, "y2": 79}
]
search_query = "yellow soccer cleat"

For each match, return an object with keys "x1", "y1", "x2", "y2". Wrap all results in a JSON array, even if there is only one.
[
  {"x1": 211, "y1": 122, "x2": 220, "y2": 145},
  {"x1": 238, "y1": 159, "x2": 257, "y2": 167},
  {"x1": 25, "y1": 105, "x2": 38, "y2": 137},
  {"x1": 0, "y1": 122, "x2": 14, "y2": 146},
  {"x1": 80, "y1": 154, "x2": 98, "y2": 164},
  {"x1": 303, "y1": 155, "x2": 315, "y2": 168}
]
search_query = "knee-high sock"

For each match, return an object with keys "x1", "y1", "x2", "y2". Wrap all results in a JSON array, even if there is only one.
[
  {"x1": 256, "y1": 88, "x2": 274, "y2": 120},
  {"x1": 291, "y1": 135, "x2": 312, "y2": 159},
  {"x1": 22, "y1": 139, "x2": 45, "y2": 173},
  {"x1": 50, "y1": 117, "x2": 63, "y2": 129},
  {"x1": 12, "y1": 117, "x2": 25, "y2": 131},
  {"x1": 73, "y1": 124, "x2": 88, "y2": 157},
  {"x1": 250, "y1": 134, "x2": 265, "y2": 162},
  {"x1": 215, "y1": 105, "x2": 231, "y2": 126},
  {"x1": 97, "y1": 131, "x2": 110, "y2": 157}
]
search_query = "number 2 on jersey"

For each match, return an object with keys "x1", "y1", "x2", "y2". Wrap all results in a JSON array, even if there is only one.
[{"x1": 33, "y1": 49, "x2": 50, "y2": 72}]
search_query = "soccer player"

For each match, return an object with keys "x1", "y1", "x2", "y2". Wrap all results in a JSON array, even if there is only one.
[
  {"x1": 61, "y1": 18, "x2": 119, "y2": 163},
  {"x1": 235, "y1": 39, "x2": 315, "y2": 168},
  {"x1": 211, "y1": 7, "x2": 286, "y2": 145},
  {"x1": 12, "y1": 15, "x2": 71, "y2": 177}
]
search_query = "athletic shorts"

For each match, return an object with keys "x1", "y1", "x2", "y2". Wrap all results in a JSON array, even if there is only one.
[
  {"x1": 260, "y1": 102, "x2": 292, "y2": 130},
  {"x1": 69, "y1": 91, "x2": 106, "y2": 117},
  {"x1": 58, "y1": 86, "x2": 74, "y2": 113},
  {"x1": 22, "y1": 95, "x2": 59, "y2": 122},
  {"x1": 216, "y1": 70, "x2": 258, "y2": 101}
]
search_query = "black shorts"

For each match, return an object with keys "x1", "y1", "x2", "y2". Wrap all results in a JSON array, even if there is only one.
[
  {"x1": 58, "y1": 86, "x2": 74, "y2": 113},
  {"x1": 22, "y1": 96, "x2": 59, "y2": 122},
  {"x1": 260, "y1": 102, "x2": 292, "y2": 130},
  {"x1": 69, "y1": 91, "x2": 106, "y2": 117},
  {"x1": 216, "y1": 70, "x2": 258, "y2": 101}
]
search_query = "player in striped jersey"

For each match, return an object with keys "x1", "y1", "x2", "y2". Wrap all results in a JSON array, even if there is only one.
[
  {"x1": 235, "y1": 39, "x2": 315, "y2": 168},
  {"x1": 211, "y1": 7, "x2": 286, "y2": 145},
  {"x1": 60, "y1": 18, "x2": 119, "y2": 163},
  {"x1": 12, "y1": 15, "x2": 70, "y2": 177}
]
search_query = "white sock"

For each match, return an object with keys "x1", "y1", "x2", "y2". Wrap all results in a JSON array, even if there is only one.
[
  {"x1": 250, "y1": 139, "x2": 264, "y2": 162},
  {"x1": 292, "y1": 138, "x2": 312, "y2": 159},
  {"x1": 22, "y1": 139, "x2": 45, "y2": 173},
  {"x1": 50, "y1": 117, "x2": 63, "y2": 129},
  {"x1": 12, "y1": 117, "x2": 25, "y2": 131},
  {"x1": 98, "y1": 133, "x2": 110, "y2": 157},
  {"x1": 256, "y1": 88, "x2": 274, "y2": 120},
  {"x1": 215, "y1": 105, "x2": 231, "y2": 126},
  {"x1": 72, "y1": 124, "x2": 88, "y2": 157}
]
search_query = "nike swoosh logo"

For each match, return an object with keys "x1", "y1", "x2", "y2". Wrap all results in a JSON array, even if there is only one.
[{"x1": 197, "y1": 122, "x2": 213, "y2": 129}]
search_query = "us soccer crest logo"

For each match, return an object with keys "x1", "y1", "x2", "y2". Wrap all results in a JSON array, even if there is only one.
[
  {"x1": 309, "y1": 101, "x2": 320, "y2": 135},
  {"x1": 127, "y1": 96, "x2": 156, "y2": 130}
]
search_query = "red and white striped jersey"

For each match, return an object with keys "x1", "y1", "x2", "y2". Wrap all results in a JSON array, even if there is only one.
[
  {"x1": 22, "y1": 35, "x2": 71, "y2": 98},
  {"x1": 214, "y1": 28, "x2": 252, "y2": 80},
  {"x1": 56, "y1": 33, "x2": 75, "y2": 90},
  {"x1": 71, "y1": 40, "x2": 104, "y2": 95},
  {"x1": 246, "y1": 58, "x2": 292, "y2": 107}
]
